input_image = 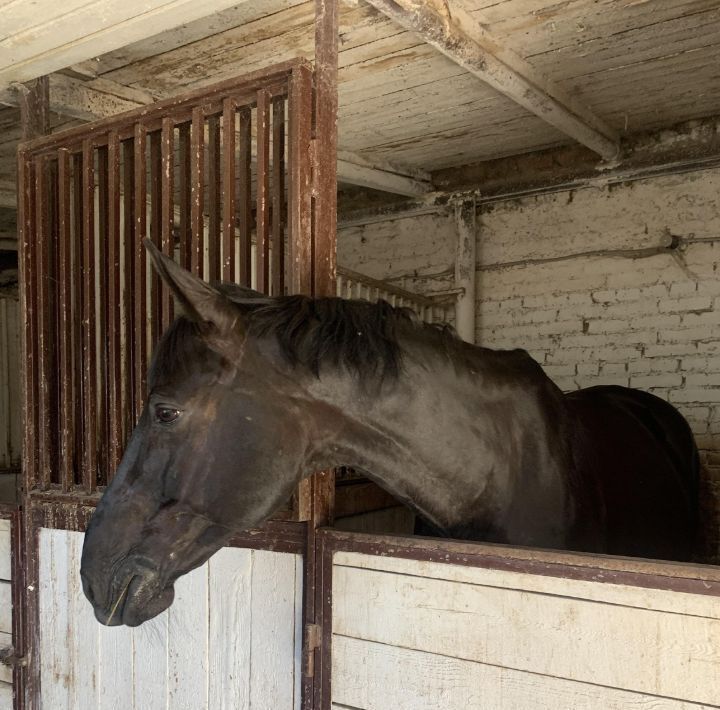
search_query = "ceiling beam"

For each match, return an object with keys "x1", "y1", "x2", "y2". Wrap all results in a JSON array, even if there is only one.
[
  {"x1": 0, "y1": 75, "x2": 150, "y2": 121},
  {"x1": 0, "y1": 0, "x2": 254, "y2": 90},
  {"x1": 363, "y1": 0, "x2": 620, "y2": 161},
  {"x1": 337, "y1": 151, "x2": 433, "y2": 196}
]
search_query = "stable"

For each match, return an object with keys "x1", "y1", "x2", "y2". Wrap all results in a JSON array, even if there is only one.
[{"x1": 0, "y1": 1, "x2": 719, "y2": 709}]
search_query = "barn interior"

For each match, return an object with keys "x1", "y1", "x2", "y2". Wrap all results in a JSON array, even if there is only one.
[{"x1": 1, "y1": 1, "x2": 720, "y2": 708}]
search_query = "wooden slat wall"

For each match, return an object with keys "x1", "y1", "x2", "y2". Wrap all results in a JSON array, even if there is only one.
[
  {"x1": 38, "y1": 528, "x2": 303, "y2": 710},
  {"x1": 0, "y1": 298, "x2": 20, "y2": 471},
  {"x1": 331, "y1": 551, "x2": 720, "y2": 710}
]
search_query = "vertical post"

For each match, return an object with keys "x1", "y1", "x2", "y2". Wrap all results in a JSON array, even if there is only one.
[
  {"x1": 305, "y1": 5, "x2": 338, "y2": 710},
  {"x1": 453, "y1": 196, "x2": 477, "y2": 344}
]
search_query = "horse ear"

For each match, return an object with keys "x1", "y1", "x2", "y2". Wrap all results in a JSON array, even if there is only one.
[{"x1": 143, "y1": 239, "x2": 241, "y2": 334}]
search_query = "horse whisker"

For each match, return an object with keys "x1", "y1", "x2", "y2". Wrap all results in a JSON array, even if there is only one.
[{"x1": 106, "y1": 577, "x2": 132, "y2": 625}]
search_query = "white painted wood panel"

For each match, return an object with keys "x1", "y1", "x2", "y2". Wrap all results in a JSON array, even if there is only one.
[
  {"x1": 0, "y1": 681, "x2": 11, "y2": 710},
  {"x1": 332, "y1": 552, "x2": 720, "y2": 708},
  {"x1": 38, "y1": 528, "x2": 303, "y2": 710},
  {"x1": 0, "y1": 581, "x2": 10, "y2": 633},
  {"x1": 0, "y1": 520, "x2": 9, "y2": 581},
  {"x1": 332, "y1": 635, "x2": 716, "y2": 710}
]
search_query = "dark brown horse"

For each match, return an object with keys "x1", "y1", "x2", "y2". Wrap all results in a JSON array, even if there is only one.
[{"x1": 81, "y1": 241, "x2": 699, "y2": 626}]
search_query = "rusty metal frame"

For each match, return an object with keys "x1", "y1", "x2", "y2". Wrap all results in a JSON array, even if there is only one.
[{"x1": 313, "y1": 528, "x2": 720, "y2": 709}]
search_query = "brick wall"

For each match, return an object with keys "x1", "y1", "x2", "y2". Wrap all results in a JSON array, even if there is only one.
[{"x1": 340, "y1": 167, "x2": 720, "y2": 558}]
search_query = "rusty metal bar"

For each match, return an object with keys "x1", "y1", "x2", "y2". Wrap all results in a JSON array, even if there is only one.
[
  {"x1": 208, "y1": 114, "x2": 221, "y2": 283},
  {"x1": 81, "y1": 140, "x2": 97, "y2": 492},
  {"x1": 149, "y1": 130, "x2": 163, "y2": 346},
  {"x1": 190, "y1": 107, "x2": 204, "y2": 277},
  {"x1": 57, "y1": 149, "x2": 74, "y2": 491},
  {"x1": 271, "y1": 96, "x2": 286, "y2": 296},
  {"x1": 238, "y1": 107, "x2": 252, "y2": 287},
  {"x1": 288, "y1": 65, "x2": 313, "y2": 297},
  {"x1": 121, "y1": 140, "x2": 135, "y2": 441},
  {"x1": 222, "y1": 99, "x2": 236, "y2": 283},
  {"x1": 133, "y1": 124, "x2": 148, "y2": 421},
  {"x1": 34, "y1": 155, "x2": 52, "y2": 490},
  {"x1": 161, "y1": 118, "x2": 175, "y2": 328},
  {"x1": 256, "y1": 90, "x2": 271, "y2": 293},
  {"x1": 178, "y1": 122, "x2": 191, "y2": 271},
  {"x1": 106, "y1": 132, "x2": 122, "y2": 477},
  {"x1": 97, "y1": 145, "x2": 110, "y2": 486}
]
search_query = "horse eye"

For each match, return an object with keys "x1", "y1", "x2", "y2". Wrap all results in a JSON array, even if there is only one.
[{"x1": 155, "y1": 406, "x2": 181, "y2": 425}]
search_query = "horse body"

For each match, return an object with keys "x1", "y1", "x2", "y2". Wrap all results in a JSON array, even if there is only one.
[{"x1": 80, "y1": 242, "x2": 700, "y2": 627}]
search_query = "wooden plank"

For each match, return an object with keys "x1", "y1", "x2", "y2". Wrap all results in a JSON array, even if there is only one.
[
  {"x1": 149, "y1": 129, "x2": 162, "y2": 346},
  {"x1": 97, "y1": 145, "x2": 110, "y2": 487},
  {"x1": 337, "y1": 156, "x2": 432, "y2": 196},
  {"x1": 333, "y1": 551, "x2": 720, "y2": 620},
  {"x1": 0, "y1": 682, "x2": 11, "y2": 710},
  {"x1": 255, "y1": 90, "x2": 271, "y2": 293},
  {"x1": 249, "y1": 550, "x2": 300, "y2": 710},
  {"x1": 0, "y1": 647, "x2": 10, "y2": 684},
  {"x1": 121, "y1": 140, "x2": 135, "y2": 442},
  {"x1": 332, "y1": 635, "x2": 716, "y2": 710},
  {"x1": 361, "y1": 0, "x2": 619, "y2": 159},
  {"x1": 0, "y1": 582, "x2": 10, "y2": 634},
  {"x1": 332, "y1": 565, "x2": 720, "y2": 705},
  {"x1": 72, "y1": 152, "x2": 84, "y2": 485},
  {"x1": 208, "y1": 547, "x2": 252, "y2": 710},
  {"x1": 168, "y1": 565, "x2": 209, "y2": 708},
  {"x1": 97, "y1": 621, "x2": 133, "y2": 710},
  {"x1": 178, "y1": 122, "x2": 192, "y2": 271},
  {"x1": 0, "y1": 0, "x2": 256, "y2": 87},
  {"x1": 132, "y1": 610, "x2": 168, "y2": 709}
]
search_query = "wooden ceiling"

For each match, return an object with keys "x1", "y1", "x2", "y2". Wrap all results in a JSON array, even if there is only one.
[{"x1": 0, "y1": 0, "x2": 719, "y2": 203}]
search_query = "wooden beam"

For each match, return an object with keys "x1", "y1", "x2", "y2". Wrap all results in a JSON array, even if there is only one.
[
  {"x1": 0, "y1": 0, "x2": 253, "y2": 90},
  {"x1": 363, "y1": 0, "x2": 620, "y2": 161},
  {"x1": 16, "y1": 78, "x2": 50, "y2": 142},
  {"x1": 337, "y1": 151, "x2": 433, "y2": 196}
]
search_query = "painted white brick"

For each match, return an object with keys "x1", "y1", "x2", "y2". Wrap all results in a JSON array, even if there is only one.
[
  {"x1": 576, "y1": 363, "x2": 600, "y2": 376},
  {"x1": 628, "y1": 357, "x2": 680, "y2": 374},
  {"x1": 685, "y1": 373, "x2": 720, "y2": 387},
  {"x1": 682, "y1": 311, "x2": 720, "y2": 327},
  {"x1": 659, "y1": 326, "x2": 717, "y2": 343},
  {"x1": 630, "y1": 373, "x2": 684, "y2": 389},
  {"x1": 542, "y1": 364, "x2": 577, "y2": 378},
  {"x1": 670, "y1": 388, "x2": 720, "y2": 404},
  {"x1": 645, "y1": 343, "x2": 699, "y2": 358},
  {"x1": 669, "y1": 282, "x2": 699, "y2": 297},
  {"x1": 600, "y1": 363, "x2": 628, "y2": 376},
  {"x1": 579, "y1": 374, "x2": 631, "y2": 388},
  {"x1": 659, "y1": 296, "x2": 713, "y2": 313}
]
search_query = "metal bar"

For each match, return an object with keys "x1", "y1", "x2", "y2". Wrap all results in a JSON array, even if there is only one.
[
  {"x1": 107, "y1": 132, "x2": 122, "y2": 477},
  {"x1": 178, "y1": 122, "x2": 192, "y2": 270},
  {"x1": 287, "y1": 65, "x2": 313, "y2": 297},
  {"x1": 121, "y1": 140, "x2": 135, "y2": 442},
  {"x1": 161, "y1": 117, "x2": 175, "y2": 328},
  {"x1": 207, "y1": 114, "x2": 221, "y2": 283},
  {"x1": 81, "y1": 140, "x2": 97, "y2": 492},
  {"x1": 190, "y1": 107, "x2": 204, "y2": 277},
  {"x1": 149, "y1": 130, "x2": 163, "y2": 346},
  {"x1": 271, "y1": 96, "x2": 286, "y2": 296},
  {"x1": 256, "y1": 89, "x2": 271, "y2": 294},
  {"x1": 97, "y1": 145, "x2": 110, "y2": 486},
  {"x1": 133, "y1": 124, "x2": 147, "y2": 421},
  {"x1": 18, "y1": 154, "x2": 38, "y2": 491},
  {"x1": 222, "y1": 99, "x2": 236, "y2": 283},
  {"x1": 34, "y1": 156, "x2": 52, "y2": 490},
  {"x1": 57, "y1": 149, "x2": 74, "y2": 491},
  {"x1": 238, "y1": 107, "x2": 252, "y2": 287}
]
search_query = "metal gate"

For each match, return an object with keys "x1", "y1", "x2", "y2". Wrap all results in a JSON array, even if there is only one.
[{"x1": 16, "y1": 56, "x2": 335, "y2": 710}]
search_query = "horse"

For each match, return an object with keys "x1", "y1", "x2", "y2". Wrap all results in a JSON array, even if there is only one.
[{"x1": 81, "y1": 240, "x2": 700, "y2": 627}]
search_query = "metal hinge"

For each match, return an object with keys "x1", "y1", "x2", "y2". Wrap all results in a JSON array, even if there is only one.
[
  {"x1": 0, "y1": 646, "x2": 28, "y2": 668},
  {"x1": 303, "y1": 623, "x2": 322, "y2": 678}
]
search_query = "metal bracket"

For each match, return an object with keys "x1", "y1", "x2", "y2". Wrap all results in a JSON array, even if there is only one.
[{"x1": 1, "y1": 646, "x2": 28, "y2": 668}]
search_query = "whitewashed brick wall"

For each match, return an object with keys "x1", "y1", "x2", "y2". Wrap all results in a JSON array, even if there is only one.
[{"x1": 339, "y1": 168, "x2": 720, "y2": 557}]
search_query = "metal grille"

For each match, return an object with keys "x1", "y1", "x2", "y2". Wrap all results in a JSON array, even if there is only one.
[{"x1": 18, "y1": 60, "x2": 315, "y2": 495}]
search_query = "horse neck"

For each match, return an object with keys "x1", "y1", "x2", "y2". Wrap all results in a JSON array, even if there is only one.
[{"x1": 305, "y1": 338, "x2": 572, "y2": 541}]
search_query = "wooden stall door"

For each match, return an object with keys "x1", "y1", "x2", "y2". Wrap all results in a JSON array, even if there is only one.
[{"x1": 319, "y1": 530, "x2": 720, "y2": 710}]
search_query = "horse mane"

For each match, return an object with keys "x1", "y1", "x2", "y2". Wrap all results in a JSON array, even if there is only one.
[{"x1": 150, "y1": 286, "x2": 460, "y2": 385}]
